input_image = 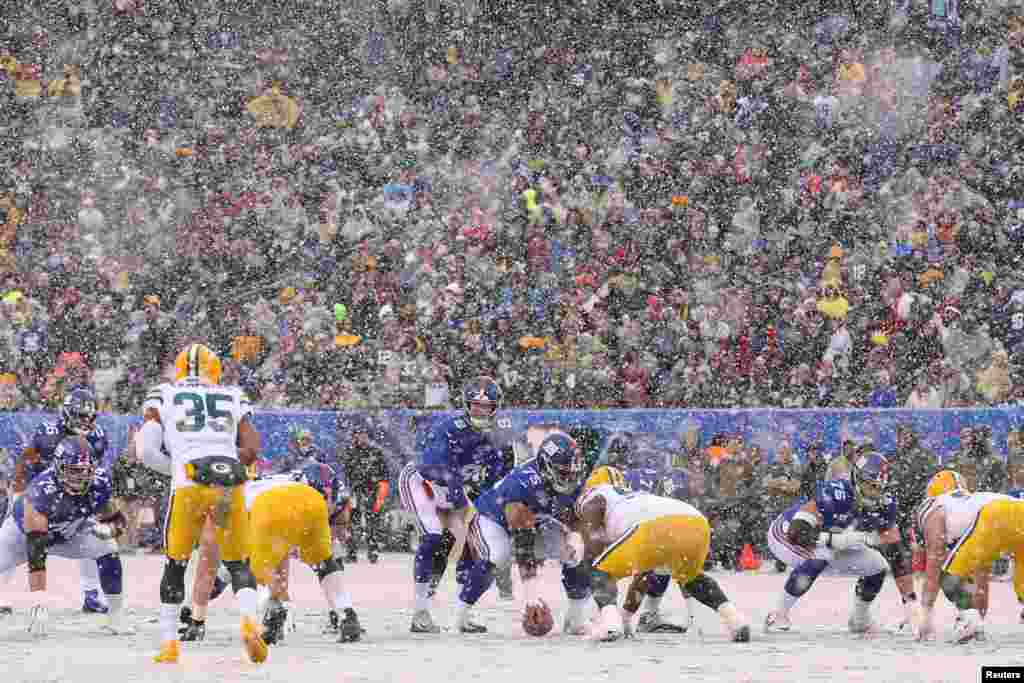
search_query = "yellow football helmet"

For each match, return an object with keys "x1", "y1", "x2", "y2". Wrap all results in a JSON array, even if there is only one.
[
  {"x1": 174, "y1": 343, "x2": 222, "y2": 385},
  {"x1": 926, "y1": 470, "x2": 968, "y2": 498},
  {"x1": 582, "y1": 465, "x2": 627, "y2": 495}
]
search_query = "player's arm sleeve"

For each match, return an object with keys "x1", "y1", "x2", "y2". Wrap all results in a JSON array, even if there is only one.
[{"x1": 138, "y1": 390, "x2": 169, "y2": 476}]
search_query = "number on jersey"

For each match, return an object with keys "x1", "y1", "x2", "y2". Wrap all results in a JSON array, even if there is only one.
[{"x1": 174, "y1": 392, "x2": 234, "y2": 433}]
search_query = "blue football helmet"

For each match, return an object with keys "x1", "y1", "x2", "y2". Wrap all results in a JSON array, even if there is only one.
[
  {"x1": 54, "y1": 436, "x2": 97, "y2": 495},
  {"x1": 61, "y1": 388, "x2": 98, "y2": 436},
  {"x1": 537, "y1": 432, "x2": 584, "y2": 495},
  {"x1": 295, "y1": 462, "x2": 341, "y2": 510},
  {"x1": 852, "y1": 451, "x2": 889, "y2": 509},
  {"x1": 462, "y1": 375, "x2": 502, "y2": 431}
]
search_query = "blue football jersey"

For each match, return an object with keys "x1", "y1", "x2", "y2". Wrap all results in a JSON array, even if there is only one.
[
  {"x1": 14, "y1": 466, "x2": 113, "y2": 544},
  {"x1": 662, "y1": 470, "x2": 689, "y2": 501},
  {"x1": 778, "y1": 479, "x2": 896, "y2": 534},
  {"x1": 25, "y1": 420, "x2": 109, "y2": 483},
  {"x1": 624, "y1": 467, "x2": 662, "y2": 494},
  {"x1": 475, "y1": 459, "x2": 579, "y2": 532},
  {"x1": 417, "y1": 415, "x2": 510, "y2": 509}
]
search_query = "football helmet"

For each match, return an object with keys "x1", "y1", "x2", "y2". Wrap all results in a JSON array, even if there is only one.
[
  {"x1": 60, "y1": 388, "x2": 97, "y2": 436},
  {"x1": 174, "y1": 343, "x2": 222, "y2": 385},
  {"x1": 462, "y1": 376, "x2": 502, "y2": 431},
  {"x1": 852, "y1": 451, "x2": 889, "y2": 509},
  {"x1": 54, "y1": 436, "x2": 96, "y2": 495},
  {"x1": 289, "y1": 425, "x2": 315, "y2": 457},
  {"x1": 537, "y1": 433, "x2": 584, "y2": 495},
  {"x1": 582, "y1": 465, "x2": 627, "y2": 495},
  {"x1": 605, "y1": 433, "x2": 635, "y2": 469},
  {"x1": 926, "y1": 470, "x2": 969, "y2": 498}
]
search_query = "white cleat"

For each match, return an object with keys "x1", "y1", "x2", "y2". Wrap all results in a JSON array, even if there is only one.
[
  {"x1": 764, "y1": 611, "x2": 791, "y2": 633},
  {"x1": 951, "y1": 609, "x2": 983, "y2": 644},
  {"x1": 563, "y1": 615, "x2": 588, "y2": 636}
]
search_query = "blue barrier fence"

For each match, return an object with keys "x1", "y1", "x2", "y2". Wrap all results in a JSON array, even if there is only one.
[{"x1": 0, "y1": 409, "x2": 1022, "y2": 475}]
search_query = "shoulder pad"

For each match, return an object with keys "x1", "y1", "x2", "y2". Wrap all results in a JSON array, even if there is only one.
[{"x1": 36, "y1": 421, "x2": 60, "y2": 436}]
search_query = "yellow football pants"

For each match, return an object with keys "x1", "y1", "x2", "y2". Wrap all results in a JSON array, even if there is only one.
[
  {"x1": 248, "y1": 483, "x2": 333, "y2": 586},
  {"x1": 165, "y1": 484, "x2": 249, "y2": 562},
  {"x1": 594, "y1": 514, "x2": 710, "y2": 585},
  {"x1": 944, "y1": 498, "x2": 1024, "y2": 601}
]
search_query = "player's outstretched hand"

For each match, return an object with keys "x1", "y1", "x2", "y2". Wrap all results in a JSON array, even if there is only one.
[{"x1": 27, "y1": 605, "x2": 48, "y2": 637}]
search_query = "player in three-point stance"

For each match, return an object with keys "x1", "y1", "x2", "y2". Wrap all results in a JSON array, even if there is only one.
[
  {"x1": 576, "y1": 466, "x2": 751, "y2": 643},
  {"x1": 764, "y1": 452, "x2": 920, "y2": 635},
  {"x1": 135, "y1": 343, "x2": 267, "y2": 665},
  {"x1": 12, "y1": 388, "x2": 111, "y2": 614},
  {"x1": 398, "y1": 376, "x2": 512, "y2": 633},
  {"x1": 0, "y1": 436, "x2": 132, "y2": 636},
  {"x1": 915, "y1": 469, "x2": 1024, "y2": 643},
  {"x1": 458, "y1": 432, "x2": 591, "y2": 634}
]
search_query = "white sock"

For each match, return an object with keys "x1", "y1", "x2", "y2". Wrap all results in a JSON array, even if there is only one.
[
  {"x1": 160, "y1": 603, "x2": 180, "y2": 642},
  {"x1": 236, "y1": 587, "x2": 260, "y2": 621},
  {"x1": 192, "y1": 603, "x2": 208, "y2": 621},
  {"x1": 414, "y1": 582, "x2": 432, "y2": 612},
  {"x1": 456, "y1": 599, "x2": 473, "y2": 625},
  {"x1": 643, "y1": 595, "x2": 663, "y2": 615},
  {"x1": 321, "y1": 571, "x2": 353, "y2": 610},
  {"x1": 685, "y1": 595, "x2": 699, "y2": 622},
  {"x1": 718, "y1": 602, "x2": 745, "y2": 631},
  {"x1": 106, "y1": 594, "x2": 123, "y2": 616},
  {"x1": 779, "y1": 590, "x2": 800, "y2": 615},
  {"x1": 565, "y1": 597, "x2": 587, "y2": 624}
]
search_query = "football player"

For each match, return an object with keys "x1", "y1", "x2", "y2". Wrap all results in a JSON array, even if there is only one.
[
  {"x1": 136, "y1": 343, "x2": 267, "y2": 665},
  {"x1": 0, "y1": 436, "x2": 132, "y2": 636},
  {"x1": 916, "y1": 470, "x2": 1024, "y2": 643},
  {"x1": 764, "y1": 452, "x2": 920, "y2": 635},
  {"x1": 459, "y1": 432, "x2": 589, "y2": 634},
  {"x1": 576, "y1": 466, "x2": 750, "y2": 643},
  {"x1": 397, "y1": 376, "x2": 512, "y2": 633},
  {"x1": 12, "y1": 388, "x2": 111, "y2": 613}
]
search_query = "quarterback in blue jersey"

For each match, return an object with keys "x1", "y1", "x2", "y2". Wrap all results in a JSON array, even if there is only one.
[
  {"x1": 398, "y1": 376, "x2": 514, "y2": 633},
  {"x1": 455, "y1": 432, "x2": 589, "y2": 634},
  {"x1": 1, "y1": 436, "x2": 132, "y2": 636},
  {"x1": 12, "y1": 388, "x2": 111, "y2": 613},
  {"x1": 764, "y1": 452, "x2": 920, "y2": 634}
]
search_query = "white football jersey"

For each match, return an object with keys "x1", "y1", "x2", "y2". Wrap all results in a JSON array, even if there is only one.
[
  {"x1": 142, "y1": 378, "x2": 254, "y2": 489},
  {"x1": 243, "y1": 476, "x2": 302, "y2": 512},
  {"x1": 577, "y1": 484, "x2": 704, "y2": 541},
  {"x1": 917, "y1": 491, "x2": 1014, "y2": 547}
]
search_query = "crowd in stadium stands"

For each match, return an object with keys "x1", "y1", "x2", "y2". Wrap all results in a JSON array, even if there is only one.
[{"x1": 0, "y1": 0, "x2": 1021, "y2": 418}]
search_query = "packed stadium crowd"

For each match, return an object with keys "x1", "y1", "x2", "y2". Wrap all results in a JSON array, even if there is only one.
[{"x1": 0, "y1": 1, "x2": 1021, "y2": 415}]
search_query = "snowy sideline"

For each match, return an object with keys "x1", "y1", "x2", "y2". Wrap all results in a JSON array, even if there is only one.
[{"x1": 0, "y1": 553, "x2": 1019, "y2": 683}]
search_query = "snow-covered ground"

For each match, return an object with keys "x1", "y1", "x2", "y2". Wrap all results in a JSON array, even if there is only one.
[{"x1": 1, "y1": 553, "x2": 1019, "y2": 683}]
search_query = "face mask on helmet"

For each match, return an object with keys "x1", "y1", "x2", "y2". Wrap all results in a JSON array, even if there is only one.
[
  {"x1": 463, "y1": 377, "x2": 501, "y2": 431},
  {"x1": 539, "y1": 434, "x2": 584, "y2": 494},
  {"x1": 62, "y1": 393, "x2": 97, "y2": 436},
  {"x1": 854, "y1": 453, "x2": 889, "y2": 508},
  {"x1": 55, "y1": 439, "x2": 95, "y2": 495}
]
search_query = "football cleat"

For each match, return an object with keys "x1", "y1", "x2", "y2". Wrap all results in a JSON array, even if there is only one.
[
  {"x1": 410, "y1": 609, "x2": 441, "y2": 634},
  {"x1": 0, "y1": 605, "x2": 12, "y2": 616},
  {"x1": 262, "y1": 604, "x2": 288, "y2": 645},
  {"x1": 732, "y1": 624, "x2": 751, "y2": 643},
  {"x1": 458, "y1": 620, "x2": 487, "y2": 634},
  {"x1": 563, "y1": 615, "x2": 588, "y2": 636},
  {"x1": 153, "y1": 640, "x2": 180, "y2": 664},
  {"x1": 764, "y1": 611, "x2": 791, "y2": 632},
  {"x1": 82, "y1": 589, "x2": 109, "y2": 614},
  {"x1": 637, "y1": 611, "x2": 689, "y2": 634},
  {"x1": 179, "y1": 617, "x2": 206, "y2": 642},
  {"x1": 368, "y1": 552, "x2": 379, "y2": 565},
  {"x1": 100, "y1": 612, "x2": 137, "y2": 636},
  {"x1": 338, "y1": 608, "x2": 362, "y2": 643},
  {"x1": 241, "y1": 616, "x2": 269, "y2": 664}
]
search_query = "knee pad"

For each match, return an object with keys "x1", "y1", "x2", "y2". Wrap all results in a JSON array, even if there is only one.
[
  {"x1": 561, "y1": 563, "x2": 591, "y2": 601},
  {"x1": 784, "y1": 559, "x2": 829, "y2": 598},
  {"x1": 315, "y1": 557, "x2": 343, "y2": 582},
  {"x1": 855, "y1": 570, "x2": 887, "y2": 603},
  {"x1": 96, "y1": 554, "x2": 123, "y2": 596},
  {"x1": 160, "y1": 558, "x2": 188, "y2": 604},
  {"x1": 681, "y1": 574, "x2": 728, "y2": 611},
  {"x1": 222, "y1": 559, "x2": 257, "y2": 592}
]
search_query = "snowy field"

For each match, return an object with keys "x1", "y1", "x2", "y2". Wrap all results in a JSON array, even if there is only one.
[{"x1": 0, "y1": 553, "x2": 1019, "y2": 683}]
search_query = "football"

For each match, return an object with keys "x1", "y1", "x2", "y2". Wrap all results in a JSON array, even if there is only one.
[{"x1": 523, "y1": 600, "x2": 554, "y2": 637}]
